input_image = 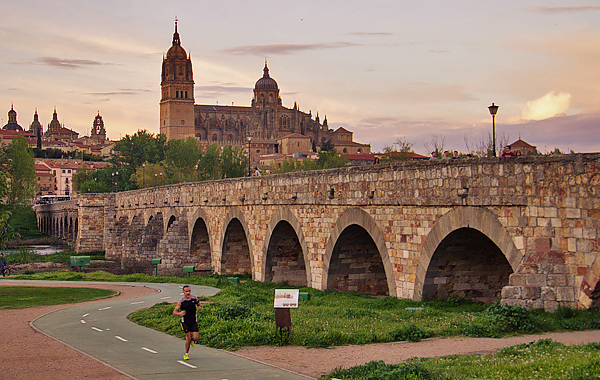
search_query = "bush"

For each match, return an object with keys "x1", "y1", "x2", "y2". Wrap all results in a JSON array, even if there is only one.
[
  {"x1": 485, "y1": 302, "x2": 540, "y2": 333},
  {"x1": 323, "y1": 360, "x2": 435, "y2": 380},
  {"x1": 214, "y1": 304, "x2": 253, "y2": 320},
  {"x1": 390, "y1": 324, "x2": 432, "y2": 342}
]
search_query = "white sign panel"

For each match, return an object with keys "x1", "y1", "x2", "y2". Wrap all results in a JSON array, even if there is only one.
[{"x1": 274, "y1": 289, "x2": 299, "y2": 308}]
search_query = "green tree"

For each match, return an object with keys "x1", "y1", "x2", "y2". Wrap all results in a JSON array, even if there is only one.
[
  {"x1": 4, "y1": 135, "x2": 36, "y2": 205},
  {"x1": 163, "y1": 137, "x2": 202, "y2": 183},
  {"x1": 220, "y1": 145, "x2": 248, "y2": 179},
  {"x1": 111, "y1": 130, "x2": 166, "y2": 172},
  {"x1": 0, "y1": 169, "x2": 19, "y2": 248},
  {"x1": 316, "y1": 150, "x2": 348, "y2": 169},
  {"x1": 319, "y1": 139, "x2": 335, "y2": 152},
  {"x1": 382, "y1": 137, "x2": 414, "y2": 162}
]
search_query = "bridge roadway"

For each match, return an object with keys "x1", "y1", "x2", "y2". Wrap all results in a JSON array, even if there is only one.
[{"x1": 13, "y1": 280, "x2": 312, "y2": 380}]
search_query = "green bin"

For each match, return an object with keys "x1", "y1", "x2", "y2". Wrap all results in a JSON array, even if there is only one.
[
  {"x1": 227, "y1": 277, "x2": 240, "y2": 285},
  {"x1": 299, "y1": 292, "x2": 311, "y2": 301},
  {"x1": 183, "y1": 266, "x2": 195, "y2": 277}
]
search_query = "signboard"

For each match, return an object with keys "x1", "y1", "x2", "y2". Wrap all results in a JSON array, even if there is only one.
[{"x1": 274, "y1": 289, "x2": 299, "y2": 308}]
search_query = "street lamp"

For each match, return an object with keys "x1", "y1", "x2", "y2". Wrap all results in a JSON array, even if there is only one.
[
  {"x1": 488, "y1": 103, "x2": 499, "y2": 157},
  {"x1": 246, "y1": 132, "x2": 252, "y2": 176},
  {"x1": 111, "y1": 171, "x2": 119, "y2": 192},
  {"x1": 93, "y1": 177, "x2": 97, "y2": 193},
  {"x1": 142, "y1": 162, "x2": 146, "y2": 189}
]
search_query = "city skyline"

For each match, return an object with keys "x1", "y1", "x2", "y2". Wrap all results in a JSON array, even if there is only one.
[{"x1": 2, "y1": 0, "x2": 599, "y2": 155}]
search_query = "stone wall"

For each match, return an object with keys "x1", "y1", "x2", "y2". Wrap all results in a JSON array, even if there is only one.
[{"x1": 38, "y1": 153, "x2": 600, "y2": 310}]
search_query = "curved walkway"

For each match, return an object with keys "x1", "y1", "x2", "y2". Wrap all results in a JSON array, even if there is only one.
[{"x1": 1, "y1": 280, "x2": 312, "y2": 380}]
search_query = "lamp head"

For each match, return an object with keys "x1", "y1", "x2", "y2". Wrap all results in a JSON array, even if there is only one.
[{"x1": 488, "y1": 103, "x2": 499, "y2": 116}]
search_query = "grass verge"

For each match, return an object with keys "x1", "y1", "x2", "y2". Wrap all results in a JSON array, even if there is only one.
[
  {"x1": 0, "y1": 286, "x2": 117, "y2": 309},
  {"x1": 5, "y1": 248, "x2": 106, "y2": 264},
  {"x1": 321, "y1": 339, "x2": 600, "y2": 380},
  {"x1": 8, "y1": 271, "x2": 600, "y2": 350}
]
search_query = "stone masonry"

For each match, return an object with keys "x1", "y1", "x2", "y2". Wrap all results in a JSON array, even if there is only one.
[{"x1": 36, "y1": 154, "x2": 600, "y2": 311}]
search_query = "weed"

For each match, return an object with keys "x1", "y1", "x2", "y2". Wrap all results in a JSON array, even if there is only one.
[{"x1": 485, "y1": 302, "x2": 540, "y2": 333}]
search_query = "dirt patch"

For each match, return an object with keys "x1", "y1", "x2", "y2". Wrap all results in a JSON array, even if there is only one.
[{"x1": 0, "y1": 282, "x2": 156, "y2": 380}]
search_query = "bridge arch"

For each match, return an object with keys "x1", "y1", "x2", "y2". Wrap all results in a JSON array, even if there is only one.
[
  {"x1": 262, "y1": 208, "x2": 311, "y2": 286},
  {"x1": 164, "y1": 210, "x2": 179, "y2": 233},
  {"x1": 188, "y1": 208, "x2": 212, "y2": 271},
  {"x1": 414, "y1": 206, "x2": 523, "y2": 302},
  {"x1": 580, "y1": 256, "x2": 600, "y2": 309},
  {"x1": 323, "y1": 208, "x2": 396, "y2": 296},
  {"x1": 219, "y1": 207, "x2": 253, "y2": 277}
]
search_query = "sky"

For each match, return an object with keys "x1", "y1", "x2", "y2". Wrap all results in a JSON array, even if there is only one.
[{"x1": 1, "y1": 0, "x2": 599, "y2": 155}]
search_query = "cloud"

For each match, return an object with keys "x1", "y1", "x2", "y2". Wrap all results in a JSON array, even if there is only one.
[
  {"x1": 346, "y1": 32, "x2": 392, "y2": 37},
  {"x1": 521, "y1": 92, "x2": 571, "y2": 121},
  {"x1": 196, "y1": 85, "x2": 250, "y2": 94},
  {"x1": 84, "y1": 89, "x2": 152, "y2": 96},
  {"x1": 221, "y1": 42, "x2": 360, "y2": 55},
  {"x1": 527, "y1": 6, "x2": 600, "y2": 13},
  {"x1": 394, "y1": 82, "x2": 478, "y2": 103},
  {"x1": 33, "y1": 57, "x2": 111, "y2": 69}
]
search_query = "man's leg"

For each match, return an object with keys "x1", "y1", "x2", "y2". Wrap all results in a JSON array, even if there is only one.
[
  {"x1": 192, "y1": 331, "x2": 199, "y2": 344},
  {"x1": 185, "y1": 332, "x2": 192, "y2": 353}
]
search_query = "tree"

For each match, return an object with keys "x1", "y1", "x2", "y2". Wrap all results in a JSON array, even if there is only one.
[
  {"x1": 111, "y1": 130, "x2": 167, "y2": 172},
  {"x1": 316, "y1": 150, "x2": 348, "y2": 169},
  {"x1": 382, "y1": 137, "x2": 414, "y2": 162},
  {"x1": 423, "y1": 135, "x2": 446, "y2": 157},
  {"x1": 4, "y1": 135, "x2": 36, "y2": 205},
  {"x1": 0, "y1": 170, "x2": 19, "y2": 249},
  {"x1": 319, "y1": 139, "x2": 335, "y2": 152},
  {"x1": 220, "y1": 145, "x2": 248, "y2": 179}
]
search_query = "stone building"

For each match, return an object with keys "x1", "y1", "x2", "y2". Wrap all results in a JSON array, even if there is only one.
[
  {"x1": 2, "y1": 104, "x2": 23, "y2": 131},
  {"x1": 159, "y1": 22, "x2": 370, "y2": 163}
]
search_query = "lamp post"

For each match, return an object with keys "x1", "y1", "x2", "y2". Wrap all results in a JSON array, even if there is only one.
[
  {"x1": 142, "y1": 162, "x2": 146, "y2": 189},
  {"x1": 93, "y1": 177, "x2": 97, "y2": 193},
  {"x1": 488, "y1": 103, "x2": 499, "y2": 157},
  {"x1": 246, "y1": 132, "x2": 253, "y2": 176}
]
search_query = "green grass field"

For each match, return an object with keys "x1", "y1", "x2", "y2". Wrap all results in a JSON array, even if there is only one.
[
  {"x1": 0, "y1": 286, "x2": 117, "y2": 309},
  {"x1": 321, "y1": 339, "x2": 600, "y2": 379}
]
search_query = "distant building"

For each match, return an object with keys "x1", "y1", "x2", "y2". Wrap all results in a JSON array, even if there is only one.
[
  {"x1": 159, "y1": 21, "x2": 370, "y2": 167},
  {"x1": 508, "y1": 139, "x2": 537, "y2": 156}
]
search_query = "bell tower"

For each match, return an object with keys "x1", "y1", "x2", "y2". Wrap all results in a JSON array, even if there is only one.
[{"x1": 160, "y1": 20, "x2": 195, "y2": 140}]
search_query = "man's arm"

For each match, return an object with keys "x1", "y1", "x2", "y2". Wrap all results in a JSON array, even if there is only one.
[{"x1": 173, "y1": 301, "x2": 185, "y2": 316}]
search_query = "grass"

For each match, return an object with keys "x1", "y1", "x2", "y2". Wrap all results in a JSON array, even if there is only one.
[
  {"x1": 8, "y1": 271, "x2": 600, "y2": 351},
  {"x1": 0, "y1": 286, "x2": 117, "y2": 309},
  {"x1": 321, "y1": 339, "x2": 600, "y2": 379},
  {"x1": 5, "y1": 248, "x2": 106, "y2": 264}
]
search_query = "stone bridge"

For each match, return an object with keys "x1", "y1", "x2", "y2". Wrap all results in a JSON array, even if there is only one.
[{"x1": 36, "y1": 154, "x2": 600, "y2": 311}]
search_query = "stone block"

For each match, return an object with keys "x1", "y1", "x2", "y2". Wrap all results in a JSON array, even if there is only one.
[
  {"x1": 541, "y1": 287, "x2": 556, "y2": 301},
  {"x1": 501, "y1": 286, "x2": 522, "y2": 299},
  {"x1": 556, "y1": 287, "x2": 575, "y2": 302},
  {"x1": 543, "y1": 300, "x2": 559, "y2": 313},
  {"x1": 547, "y1": 274, "x2": 567, "y2": 287},
  {"x1": 526, "y1": 274, "x2": 547, "y2": 287},
  {"x1": 509, "y1": 274, "x2": 526, "y2": 286},
  {"x1": 523, "y1": 286, "x2": 541, "y2": 300}
]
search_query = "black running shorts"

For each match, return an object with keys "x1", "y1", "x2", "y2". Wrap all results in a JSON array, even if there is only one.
[{"x1": 180, "y1": 321, "x2": 199, "y2": 333}]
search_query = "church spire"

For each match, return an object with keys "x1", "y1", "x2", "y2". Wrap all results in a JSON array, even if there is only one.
[{"x1": 172, "y1": 17, "x2": 180, "y2": 46}]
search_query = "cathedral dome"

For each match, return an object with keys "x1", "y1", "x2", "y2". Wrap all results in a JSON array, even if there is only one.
[
  {"x1": 166, "y1": 21, "x2": 188, "y2": 60},
  {"x1": 255, "y1": 62, "x2": 278, "y2": 90},
  {"x1": 2, "y1": 105, "x2": 23, "y2": 131}
]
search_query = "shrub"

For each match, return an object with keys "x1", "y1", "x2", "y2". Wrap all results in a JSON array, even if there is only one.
[
  {"x1": 485, "y1": 302, "x2": 540, "y2": 333},
  {"x1": 215, "y1": 304, "x2": 252, "y2": 320},
  {"x1": 389, "y1": 324, "x2": 432, "y2": 342}
]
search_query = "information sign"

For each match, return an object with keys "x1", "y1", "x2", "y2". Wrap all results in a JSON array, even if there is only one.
[{"x1": 274, "y1": 289, "x2": 299, "y2": 308}]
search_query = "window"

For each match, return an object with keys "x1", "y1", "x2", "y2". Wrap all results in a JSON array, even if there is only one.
[
  {"x1": 68, "y1": 170, "x2": 71, "y2": 173},
  {"x1": 185, "y1": 91, "x2": 188, "y2": 99},
  {"x1": 176, "y1": 91, "x2": 179, "y2": 98},
  {"x1": 62, "y1": 170, "x2": 65, "y2": 173},
  {"x1": 53, "y1": 170, "x2": 56, "y2": 175}
]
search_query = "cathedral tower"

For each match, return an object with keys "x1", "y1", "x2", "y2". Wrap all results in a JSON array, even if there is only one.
[{"x1": 160, "y1": 20, "x2": 195, "y2": 140}]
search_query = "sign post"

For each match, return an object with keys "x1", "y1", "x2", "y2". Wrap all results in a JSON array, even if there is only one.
[{"x1": 274, "y1": 289, "x2": 299, "y2": 344}]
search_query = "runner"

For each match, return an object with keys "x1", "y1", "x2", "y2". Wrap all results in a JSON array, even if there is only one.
[
  {"x1": 173, "y1": 285, "x2": 202, "y2": 360},
  {"x1": 1, "y1": 253, "x2": 7, "y2": 277}
]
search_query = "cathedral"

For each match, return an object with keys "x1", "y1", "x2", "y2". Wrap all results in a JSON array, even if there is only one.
[{"x1": 159, "y1": 22, "x2": 370, "y2": 159}]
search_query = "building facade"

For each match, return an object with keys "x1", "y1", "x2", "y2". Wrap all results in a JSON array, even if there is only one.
[{"x1": 159, "y1": 22, "x2": 370, "y2": 162}]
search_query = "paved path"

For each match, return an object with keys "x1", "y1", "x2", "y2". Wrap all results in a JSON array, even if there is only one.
[{"x1": 4, "y1": 280, "x2": 312, "y2": 380}]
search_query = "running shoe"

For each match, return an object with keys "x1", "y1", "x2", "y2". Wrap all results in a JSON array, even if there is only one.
[
  {"x1": 183, "y1": 353, "x2": 189, "y2": 360},
  {"x1": 190, "y1": 341, "x2": 195, "y2": 348}
]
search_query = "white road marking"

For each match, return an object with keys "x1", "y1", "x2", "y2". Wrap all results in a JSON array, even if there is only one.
[
  {"x1": 160, "y1": 296, "x2": 171, "y2": 300},
  {"x1": 177, "y1": 360, "x2": 197, "y2": 368},
  {"x1": 80, "y1": 320, "x2": 86, "y2": 324},
  {"x1": 141, "y1": 347, "x2": 158, "y2": 354},
  {"x1": 130, "y1": 301, "x2": 145, "y2": 304},
  {"x1": 106, "y1": 328, "x2": 110, "y2": 331},
  {"x1": 82, "y1": 313, "x2": 89, "y2": 317},
  {"x1": 91, "y1": 327, "x2": 104, "y2": 332},
  {"x1": 98, "y1": 307, "x2": 111, "y2": 311},
  {"x1": 115, "y1": 336, "x2": 128, "y2": 342}
]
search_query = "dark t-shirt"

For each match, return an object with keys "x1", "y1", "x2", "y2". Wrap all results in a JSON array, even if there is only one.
[{"x1": 179, "y1": 295, "x2": 199, "y2": 324}]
